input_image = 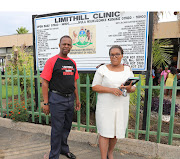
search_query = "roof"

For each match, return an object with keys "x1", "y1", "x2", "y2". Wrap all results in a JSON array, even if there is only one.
[
  {"x1": 0, "y1": 33, "x2": 33, "y2": 48},
  {"x1": 154, "y1": 21, "x2": 180, "y2": 39}
]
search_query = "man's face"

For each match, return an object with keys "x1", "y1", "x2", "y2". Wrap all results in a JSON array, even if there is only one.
[{"x1": 59, "y1": 37, "x2": 72, "y2": 55}]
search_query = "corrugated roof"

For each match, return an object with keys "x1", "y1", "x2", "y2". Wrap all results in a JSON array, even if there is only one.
[
  {"x1": 0, "y1": 33, "x2": 33, "y2": 48},
  {"x1": 154, "y1": 21, "x2": 180, "y2": 39}
]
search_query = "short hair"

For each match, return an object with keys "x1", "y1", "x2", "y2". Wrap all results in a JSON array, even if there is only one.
[
  {"x1": 170, "y1": 66, "x2": 177, "y2": 75},
  {"x1": 59, "y1": 35, "x2": 72, "y2": 43},
  {"x1": 109, "y1": 45, "x2": 123, "y2": 56}
]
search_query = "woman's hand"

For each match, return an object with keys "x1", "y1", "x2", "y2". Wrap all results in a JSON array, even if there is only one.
[
  {"x1": 111, "y1": 88, "x2": 123, "y2": 96},
  {"x1": 120, "y1": 81, "x2": 133, "y2": 93}
]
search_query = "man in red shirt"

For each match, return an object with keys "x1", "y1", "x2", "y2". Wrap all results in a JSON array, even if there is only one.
[{"x1": 41, "y1": 35, "x2": 81, "y2": 159}]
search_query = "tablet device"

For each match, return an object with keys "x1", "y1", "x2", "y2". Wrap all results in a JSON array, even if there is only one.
[{"x1": 124, "y1": 77, "x2": 139, "y2": 86}]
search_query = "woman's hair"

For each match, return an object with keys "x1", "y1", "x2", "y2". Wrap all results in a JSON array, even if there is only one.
[
  {"x1": 170, "y1": 66, "x2": 177, "y2": 75},
  {"x1": 109, "y1": 45, "x2": 123, "y2": 56}
]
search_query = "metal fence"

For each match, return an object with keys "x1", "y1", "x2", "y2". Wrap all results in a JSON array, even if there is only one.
[
  {"x1": 127, "y1": 75, "x2": 180, "y2": 145},
  {"x1": 0, "y1": 68, "x2": 180, "y2": 145}
]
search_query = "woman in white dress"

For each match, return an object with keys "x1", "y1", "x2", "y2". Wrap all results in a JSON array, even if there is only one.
[{"x1": 92, "y1": 45, "x2": 136, "y2": 159}]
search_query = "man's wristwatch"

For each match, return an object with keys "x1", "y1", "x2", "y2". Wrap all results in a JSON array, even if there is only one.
[{"x1": 44, "y1": 103, "x2": 49, "y2": 106}]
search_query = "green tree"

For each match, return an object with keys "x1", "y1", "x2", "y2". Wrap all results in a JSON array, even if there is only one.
[
  {"x1": 7, "y1": 45, "x2": 34, "y2": 95},
  {"x1": 16, "y1": 27, "x2": 29, "y2": 34},
  {"x1": 152, "y1": 39, "x2": 173, "y2": 68},
  {"x1": 152, "y1": 12, "x2": 179, "y2": 68}
]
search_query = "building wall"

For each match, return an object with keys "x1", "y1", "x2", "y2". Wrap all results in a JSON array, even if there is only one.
[
  {"x1": 0, "y1": 34, "x2": 33, "y2": 66},
  {"x1": 154, "y1": 21, "x2": 180, "y2": 68},
  {"x1": 154, "y1": 21, "x2": 180, "y2": 39},
  {"x1": 0, "y1": 33, "x2": 33, "y2": 48},
  {"x1": 0, "y1": 48, "x2": 6, "y2": 54}
]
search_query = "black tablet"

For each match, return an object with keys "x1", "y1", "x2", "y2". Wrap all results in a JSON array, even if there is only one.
[{"x1": 124, "y1": 77, "x2": 139, "y2": 86}]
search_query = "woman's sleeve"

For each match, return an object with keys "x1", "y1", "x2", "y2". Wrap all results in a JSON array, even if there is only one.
[{"x1": 92, "y1": 66, "x2": 104, "y2": 87}]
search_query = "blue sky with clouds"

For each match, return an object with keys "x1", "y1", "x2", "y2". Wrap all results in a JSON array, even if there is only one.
[
  {"x1": 0, "y1": 0, "x2": 179, "y2": 36},
  {"x1": 0, "y1": 0, "x2": 179, "y2": 37},
  {"x1": 0, "y1": 11, "x2": 46, "y2": 36}
]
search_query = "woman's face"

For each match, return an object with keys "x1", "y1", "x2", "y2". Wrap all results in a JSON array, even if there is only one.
[{"x1": 110, "y1": 48, "x2": 123, "y2": 66}]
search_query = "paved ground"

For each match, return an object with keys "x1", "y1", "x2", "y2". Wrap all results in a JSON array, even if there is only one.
[{"x1": 0, "y1": 126, "x2": 148, "y2": 159}]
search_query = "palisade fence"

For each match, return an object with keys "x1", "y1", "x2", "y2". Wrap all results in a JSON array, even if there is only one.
[{"x1": 0, "y1": 67, "x2": 180, "y2": 145}]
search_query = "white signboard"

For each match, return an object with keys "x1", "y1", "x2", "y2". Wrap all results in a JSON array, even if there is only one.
[{"x1": 34, "y1": 11, "x2": 149, "y2": 71}]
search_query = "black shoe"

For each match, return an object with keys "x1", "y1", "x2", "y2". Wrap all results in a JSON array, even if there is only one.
[{"x1": 61, "y1": 152, "x2": 76, "y2": 159}]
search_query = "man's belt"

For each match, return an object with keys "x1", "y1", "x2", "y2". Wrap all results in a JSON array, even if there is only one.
[{"x1": 50, "y1": 90, "x2": 72, "y2": 97}]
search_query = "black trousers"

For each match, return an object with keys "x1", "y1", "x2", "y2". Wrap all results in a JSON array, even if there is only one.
[{"x1": 49, "y1": 91, "x2": 74, "y2": 159}]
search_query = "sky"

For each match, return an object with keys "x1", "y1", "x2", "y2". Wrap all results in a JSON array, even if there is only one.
[{"x1": 0, "y1": 1, "x2": 179, "y2": 36}]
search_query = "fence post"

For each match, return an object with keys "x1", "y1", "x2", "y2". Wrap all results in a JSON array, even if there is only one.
[
  {"x1": 135, "y1": 75, "x2": 142, "y2": 139},
  {"x1": 30, "y1": 67, "x2": 35, "y2": 122},
  {"x1": 37, "y1": 69, "x2": 41, "y2": 123},
  {"x1": 0, "y1": 71, "x2": 2, "y2": 117},
  {"x1": 11, "y1": 68, "x2": 14, "y2": 110},
  {"x1": 95, "y1": 92, "x2": 98, "y2": 133},
  {"x1": 145, "y1": 76, "x2": 153, "y2": 141},
  {"x1": 17, "y1": 68, "x2": 21, "y2": 106},
  {"x1": 86, "y1": 74, "x2": 90, "y2": 132},
  {"x1": 23, "y1": 68, "x2": 27, "y2": 109},
  {"x1": 168, "y1": 76, "x2": 177, "y2": 145},
  {"x1": 77, "y1": 77, "x2": 81, "y2": 131},
  {"x1": 157, "y1": 75, "x2": 165, "y2": 143},
  {"x1": 5, "y1": 67, "x2": 9, "y2": 116}
]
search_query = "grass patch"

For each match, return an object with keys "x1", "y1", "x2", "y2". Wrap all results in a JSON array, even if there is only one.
[
  {"x1": 1, "y1": 85, "x2": 19, "y2": 99},
  {"x1": 1, "y1": 85, "x2": 43, "y2": 101}
]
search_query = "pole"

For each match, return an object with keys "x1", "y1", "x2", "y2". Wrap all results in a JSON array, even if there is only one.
[
  {"x1": 32, "y1": 15, "x2": 39, "y2": 109},
  {"x1": 142, "y1": 12, "x2": 154, "y2": 130}
]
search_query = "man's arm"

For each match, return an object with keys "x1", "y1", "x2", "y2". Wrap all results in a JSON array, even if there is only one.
[
  {"x1": 42, "y1": 78, "x2": 50, "y2": 115},
  {"x1": 74, "y1": 80, "x2": 81, "y2": 111}
]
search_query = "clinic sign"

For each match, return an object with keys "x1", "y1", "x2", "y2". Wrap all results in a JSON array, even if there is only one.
[{"x1": 33, "y1": 11, "x2": 149, "y2": 71}]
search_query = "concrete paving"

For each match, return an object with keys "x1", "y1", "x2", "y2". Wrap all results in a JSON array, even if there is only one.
[
  {"x1": 1, "y1": 118, "x2": 180, "y2": 159},
  {"x1": 0, "y1": 126, "x2": 148, "y2": 159}
]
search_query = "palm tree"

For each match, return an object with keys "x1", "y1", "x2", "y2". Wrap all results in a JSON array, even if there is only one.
[
  {"x1": 152, "y1": 12, "x2": 175, "y2": 68},
  {"x1": 16, "y1": 27, "x2": 29, "y2": 34},
  {"x1": 152, "y1": 39, "x2": 173, "y2": 68}
]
